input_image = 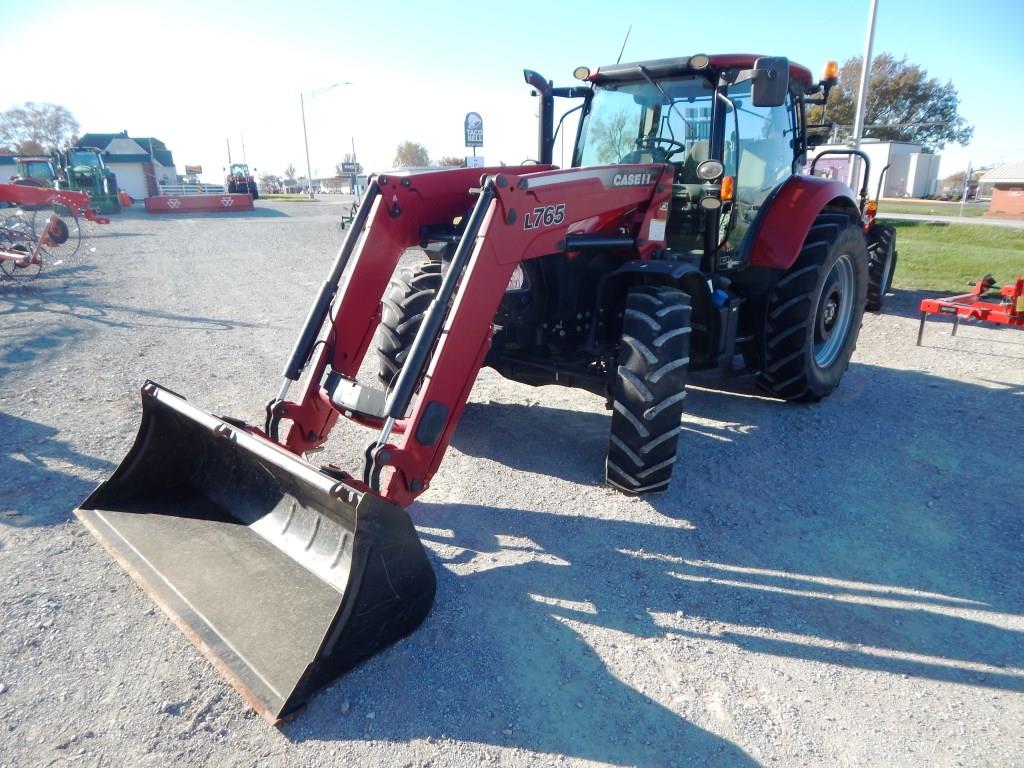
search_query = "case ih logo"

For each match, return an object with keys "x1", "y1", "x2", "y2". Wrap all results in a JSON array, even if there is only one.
[
  {"x1": 220, "y1": 197, "x2": 234, "y2": 207},
  {"x1": 167, "y1": 198, "x2": 181, "y2": 208},
  {"x1": 611, "y1": 172, "x2": 654, "y2": 187}
]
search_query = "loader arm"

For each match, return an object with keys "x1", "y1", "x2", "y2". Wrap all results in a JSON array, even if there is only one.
[{"x1": 276, "y1": 163, "x2": 675, "y2": 507}]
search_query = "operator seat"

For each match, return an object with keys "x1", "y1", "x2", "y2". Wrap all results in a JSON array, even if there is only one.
[{"x1": 680, "y1": 140, "x2": 710, "y2": 184}]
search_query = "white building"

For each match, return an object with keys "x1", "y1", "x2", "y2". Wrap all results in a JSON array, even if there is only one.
[
  {"x1": 808, "y1": 140, "x2": 941, "y2": 199},
  {"x1": 77, "y1": 131, "x2": 178, "y2": 200}
]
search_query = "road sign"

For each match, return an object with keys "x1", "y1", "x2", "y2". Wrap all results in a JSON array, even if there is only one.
[
  {"x1": 464, "y1": 112, "x2": 483, "y2": 148},
  {"x1": 340, "y1": 162, "x2": 359, "y2": 174},
  {"x1": 185, "y1": 165, "x2": 203, "y2": 175},
  {"x1": 466, "y1": 156, "x2": 485, "y2": 168}
]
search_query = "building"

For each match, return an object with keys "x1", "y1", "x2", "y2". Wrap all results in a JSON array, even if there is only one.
[
  {"x1": 76, "y1": 131, "x2": 178, "y2": 200},
  {"x1": 808, "y1": 140, "x2": 941, "y2": 199},
  {"x1": 978, "y1": 161, "x2": 1024, "y2": 217}
]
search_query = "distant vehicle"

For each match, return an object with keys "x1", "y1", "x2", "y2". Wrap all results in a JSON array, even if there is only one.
[
  {"x1": 11, "y1": 156, "x2": 58, "y2": 188},
  {"x1": 58, "y1": 148, "x2": 121, "y2": 214},
  {"x1": 226, "y1": 163, "x2": 258, "y2": 198}
]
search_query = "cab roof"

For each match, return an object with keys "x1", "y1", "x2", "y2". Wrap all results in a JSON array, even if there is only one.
[{"x1": 590, "y1": 54, "x2": 816, "y2": 90}]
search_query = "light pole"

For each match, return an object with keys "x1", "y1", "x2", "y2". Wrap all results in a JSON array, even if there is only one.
[{"x1": 300, "y1": 81, "x2": 351, "y2": 198}]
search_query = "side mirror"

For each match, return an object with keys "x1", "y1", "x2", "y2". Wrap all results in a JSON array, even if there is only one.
[{"x1": 751, "y1": 57, "x2": 790, "y2": 108}]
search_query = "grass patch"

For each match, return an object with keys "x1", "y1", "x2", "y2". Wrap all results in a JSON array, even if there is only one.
[
  {"x1": 884, "y1": 220, "x2": 1024, "y2": 293},
  {"x1": 878, "y1": 198, "x2": 988, "y2": 218},
  {"x1": 260, "y1": 194, "x2": 317, "y2": 202}
]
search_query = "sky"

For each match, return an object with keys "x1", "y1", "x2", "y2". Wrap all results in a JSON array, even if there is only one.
[{"x1": 4, "y1": 0, "x2": 1022, "y2": 183}]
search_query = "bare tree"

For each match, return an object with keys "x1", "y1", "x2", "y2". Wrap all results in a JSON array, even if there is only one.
[
  {"x1": 437, "y1": 156, "x2": 466, "y2": 168},
  {"x1": 336, "y1": 153, "x2": 363, "y2": 176},
  {"x1": 393, "y1": 141, "x2": 430, "y2": 168},
  {"x1": 0, "y1": 102, "x2": 79, "y2": 154},
  {"x1": 284, "y1": 163, "x2": 297, "y2": 180}
]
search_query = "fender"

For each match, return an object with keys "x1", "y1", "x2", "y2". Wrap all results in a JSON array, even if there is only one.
[{"x1": 746, "y1": 175, "x2": 860, "y2": 271}]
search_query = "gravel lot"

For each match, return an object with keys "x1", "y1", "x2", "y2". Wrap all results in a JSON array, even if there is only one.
[{"x1": 1, "y1": 200, "x2": 1022, "y2": 767}]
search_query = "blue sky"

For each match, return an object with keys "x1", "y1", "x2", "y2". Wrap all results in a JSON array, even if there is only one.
[{"x1": 5, "y1": 0, "x2": 1022, "y2": 181}]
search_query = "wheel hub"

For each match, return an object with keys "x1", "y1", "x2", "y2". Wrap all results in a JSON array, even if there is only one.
[{"x1": 813, "y1": 254, "x2": 856, "y2": 368}]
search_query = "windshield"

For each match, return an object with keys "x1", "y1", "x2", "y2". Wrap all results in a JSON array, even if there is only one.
[
  {"x1": 230, "y1": 164, "x2": 249, "y2": 175},
  {"x1": 20, "y1": 161, "x2": 54, "y2": 180},
  {"x1": 576, "y1": 76, "x2": 715, "y2": 169},
  {"x1": 70, "y1": 150, "x2": 101, "y2": 168}
]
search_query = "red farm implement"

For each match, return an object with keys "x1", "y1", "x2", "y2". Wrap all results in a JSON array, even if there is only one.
[
  {"x1": 916, "y1": 275, "x2": 1024, "y2": 345},
  {"x1": 1, "y1": 184, "x2": 109, "y2": 280}
]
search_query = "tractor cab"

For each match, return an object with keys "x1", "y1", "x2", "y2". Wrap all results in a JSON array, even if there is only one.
[
  {"x1": 12, "y1": 156, "x2": 58, "y2": 188},
  {"x1": 66, "y1": 148, "x2": 106, "y2": 172},
  {"x1": 566, "y1": 55, "x2": 822, "y2": 270},
  {"x1": 229, "y1": 163, "x2": 251, "y2": 177}
]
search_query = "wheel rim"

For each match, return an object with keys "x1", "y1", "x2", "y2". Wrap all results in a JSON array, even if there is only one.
[{"x1": 813, "y1": 253, "x2": 856, "y2": 368}]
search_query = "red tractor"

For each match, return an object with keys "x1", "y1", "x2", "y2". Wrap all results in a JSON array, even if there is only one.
[
  {"x1": 78, "y1": 53, "x2": 896, "y2": 721},
  {"x1": 226, "y1": 162, "x2": 259, "y2": 198}
]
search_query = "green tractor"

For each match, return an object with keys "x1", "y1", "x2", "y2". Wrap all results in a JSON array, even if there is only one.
[{"x1": 57, "y1": 147, "x2": 121, "y2": 214}]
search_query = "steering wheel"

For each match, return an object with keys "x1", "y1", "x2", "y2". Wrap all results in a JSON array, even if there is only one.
[{"x1": 621, "y1": 137, "x2": 687, "y2": 163}]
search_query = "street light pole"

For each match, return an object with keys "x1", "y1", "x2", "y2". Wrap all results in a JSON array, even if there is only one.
[
  {"x1": 851, "y1": 0, "x2": 879, "y2": 192},
  {"x1": 300, "y1": 92, "x2": 313, "y2": 199},
  {"x1": 300, "y1": 81, "x2": 352, "y2": 200}
]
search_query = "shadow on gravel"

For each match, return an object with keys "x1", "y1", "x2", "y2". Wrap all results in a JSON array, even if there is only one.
[
  {"x1": 0, "y1": 284, "x2": 261, "y2": 329},
  {"x1": 286, "y1": 364, "x2": 1021, "y2": 763},
  {"x1": 0, "y1": 413, "x2": 112, "y2": 527},
  {"x1": 447, "y1": 363, "x2": 1024, "y2": 688}
]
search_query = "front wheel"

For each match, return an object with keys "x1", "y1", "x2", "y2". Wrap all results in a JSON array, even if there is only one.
[
  {"x1": 866, "y1": 223, "x2": 897, "y2": 311},
  {"x1": 758, "y1": 211, "x2": 868, "y2": 402},
  {"x1": 606, "y1": 285, "x2": 691, "y2": 495}
]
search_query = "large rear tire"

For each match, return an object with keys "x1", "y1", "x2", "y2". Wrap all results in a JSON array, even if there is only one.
[
  {"x1": 606, "y1": 286, "x2": 691, "y2": 495},
  {"x1": 758, "y1": 211, "x2": 868, "y2": 402},
  {"x1": 866, "y1": 223, "x2": 897, "y2": 311},
  {"x1": 377, "y1": 260, "x2": 443, "y2": 387}
]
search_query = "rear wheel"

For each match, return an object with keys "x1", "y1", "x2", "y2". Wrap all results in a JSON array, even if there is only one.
[
  {"x1": 606, "y1": 286, "x2": 691, "y2": 495},
  {"x1": 865, "y1": 223, "x2": 897, "y2": 311},
  {"x1": 377, "y1": 260, "x2": 443, "y2": 387},
  {"x1": 758, "y1": 211, "x2": 868, "y2": 402},
  {"x1": 250, "y1": 184, "x2": 259, "y2": 200}
]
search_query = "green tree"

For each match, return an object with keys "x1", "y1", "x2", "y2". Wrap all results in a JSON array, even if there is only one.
[
  {"x1": 393, "y1": 141, "x2": 430, "y2": 168},
  {"x1": 0, "y1": 102, "x2": 79, "y2": 154},
  {"x1": 810, "y1": 53, "x2": 973, "y2": 151},
  {"x1": 437, "y1": 156, "x2": 465, "y2": 168}
]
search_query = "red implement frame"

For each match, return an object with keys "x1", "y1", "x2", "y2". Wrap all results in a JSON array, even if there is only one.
[
  {"x1": 265, "y1": 164, "x2": 674, "y2": 508},
  {"x1": 916, "y1": 275, "x2": 1024, "y2": 345},
  {"x1": 0, "y1": 215, "x2": 65, "y2": 270},
  {"x1": 0, "y1": 183, "x2": 111, "y2": 224}
]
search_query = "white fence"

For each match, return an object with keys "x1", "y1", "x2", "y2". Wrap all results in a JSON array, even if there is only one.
[{"x1": 157, "y1": 183, "x2": 227, "y2": 196}]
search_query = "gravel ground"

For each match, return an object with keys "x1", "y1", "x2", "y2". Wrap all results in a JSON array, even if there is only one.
[{"x1": 1, "y1": 200, "x2": 1022, "y2": 768}]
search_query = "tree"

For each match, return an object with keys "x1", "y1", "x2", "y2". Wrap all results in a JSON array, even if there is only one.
[
  {"x1": 393, "y1": 141, "x2": 429, "y2": 168},
  {"x1": 335, "y1": 152, "x2": 363, "y2": 176},
  {"x1": 589, "y1": 110, "x2": 633, "y2": 163},
  {"x1": 284, "y1": 163, "x2": 296, "y2": 180},
  {"x1": 0, "y1": 102, "x2": 79, "y2": 154},
  {"x1": 809, "y1": 53, "x2": 972, "y2": 151},
  {"x1": 437, "y1": 156, "x2": 466, "y2": 168},
  {"x1": 259, "y1": 173, "x2": 281, "y2": 192}
]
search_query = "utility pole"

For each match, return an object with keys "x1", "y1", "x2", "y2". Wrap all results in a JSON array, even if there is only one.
[
  {"x1": 301, "y1": 93, "x2": 313, "y2": 199},
  {"x1": 959, "y1": 161, "x2": 972, "y2": 217},
  {"x1": 300, "y1": 81, "x2": 352, "y2": 200},
  {"x1": 851, "y1": 0, "x2": 879, "y2": 192}
]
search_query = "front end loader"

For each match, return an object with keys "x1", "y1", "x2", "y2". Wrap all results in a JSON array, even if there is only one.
[{"x1": 78, "y1": 53, "x2": 888, "y2": 721}]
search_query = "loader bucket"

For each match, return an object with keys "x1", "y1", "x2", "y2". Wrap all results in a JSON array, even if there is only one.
[{"x1": 75, "y1": 382, "x2": 436, "y2": 723}]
